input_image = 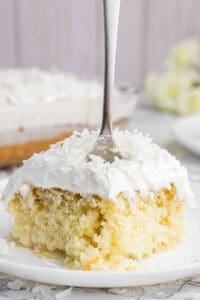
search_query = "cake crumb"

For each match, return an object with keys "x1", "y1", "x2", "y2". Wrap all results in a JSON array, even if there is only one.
[
  {"x1": 55, "y1": 287, "x2": 73, "y2": 299},
  {"x1": 7, "y1": 279, "x2": 27, "y2": 290}
]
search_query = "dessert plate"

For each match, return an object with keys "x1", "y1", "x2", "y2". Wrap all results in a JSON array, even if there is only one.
[
  {"x1": 0, "y1": 178, "x2": 200, "y2": 288},
  {"x1": 173, "y1": 114, "x2": 200, "y2": 156}
]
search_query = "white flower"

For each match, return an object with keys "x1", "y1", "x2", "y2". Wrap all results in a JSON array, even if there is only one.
[
  {"x1": 145, "y1": 38, "x2": 200, "y2": 114},
  {"x1": 167, "y1": 39, "x2": 200, "y2": 69},
  {"x1": 177, "y1": 88, "x2": 200, "y2": 114},
  {"x1": 145, "y1": 69, "x2": 199, "y2": 114}
]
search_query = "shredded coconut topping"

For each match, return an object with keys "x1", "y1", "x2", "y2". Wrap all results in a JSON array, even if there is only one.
[
  {"x1": 3, "y1": 129, "x2": 193, "y2": 204},
  {"x1": 0, "y1": 68, "x2": 109, "y2": 106}
]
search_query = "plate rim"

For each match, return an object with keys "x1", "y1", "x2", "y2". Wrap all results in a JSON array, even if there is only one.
[{"x1": 0, "y1": 257, "x2": 200, "y2": 287}]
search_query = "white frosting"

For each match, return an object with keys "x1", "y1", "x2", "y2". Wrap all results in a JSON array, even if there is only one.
[
  {"x1": 0, "y1": 68, "x2": 136, "y2": 131},
  {"x1": 0, "y1": 68, "x2": 106, "y2": 106},
  {"x1": 3, "y1": 129, "x2": 193, "y2": 205}
]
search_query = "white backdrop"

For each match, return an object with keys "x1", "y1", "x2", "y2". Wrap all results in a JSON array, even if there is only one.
[{"x1": 0, "y1": 0, "x2": 199, "y2": 86}]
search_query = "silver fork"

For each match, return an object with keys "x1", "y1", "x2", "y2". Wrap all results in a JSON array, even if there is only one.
[{"x1": 86, "y1": 0, "x2": 122, "y2": 163}]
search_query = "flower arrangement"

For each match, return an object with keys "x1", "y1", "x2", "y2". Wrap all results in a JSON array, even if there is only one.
[{"x1": 145, "y1": 39, "x2": 200, "y2": 114}]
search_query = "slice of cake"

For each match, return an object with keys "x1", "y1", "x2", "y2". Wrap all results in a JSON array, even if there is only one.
[
  {"x1": 2, "y1": 129, "x2": 193, "y2": 271},
  {"x1": 0, "y1": 69, "x2": 136, "y2": 167}
]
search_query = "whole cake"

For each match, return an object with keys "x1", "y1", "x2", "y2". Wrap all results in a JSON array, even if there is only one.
[
  {"x1": 2, "y1": 129, "x2": 192, "y2": 271},
  {"x1": 0, "y1": 69, "x2": 136, "y2": 167}
]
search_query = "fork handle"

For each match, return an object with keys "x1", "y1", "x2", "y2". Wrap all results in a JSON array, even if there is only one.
[{"x1": 100, "y1": 0, "x2": 121, "y2": 135}]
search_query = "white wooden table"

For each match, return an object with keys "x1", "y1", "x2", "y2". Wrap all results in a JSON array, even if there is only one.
[{"x1": 0, "y1": 106, "x2": 200, "y2": 300}]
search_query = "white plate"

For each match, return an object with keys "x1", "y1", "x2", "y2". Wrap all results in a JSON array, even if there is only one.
[
  {"x1": 0, "y1": 179, "x2": 200, "y2": 288},
  {"x1": 173, "y1": 114, "x2": 200, "y2": 156}
]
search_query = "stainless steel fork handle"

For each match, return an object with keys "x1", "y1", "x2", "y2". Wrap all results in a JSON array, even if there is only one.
[{"x1": 101, "y1": 0, "x2": 121, "y2": 135}]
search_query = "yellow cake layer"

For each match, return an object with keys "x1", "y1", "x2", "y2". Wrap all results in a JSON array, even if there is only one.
[{"x1": 8, "y1": 185, "x2": 184, "y2": 271}]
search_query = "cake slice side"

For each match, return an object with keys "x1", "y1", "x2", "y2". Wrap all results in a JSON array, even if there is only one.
[{"x1": 8, "y1": 184, "x2": 184, "y2": 271}]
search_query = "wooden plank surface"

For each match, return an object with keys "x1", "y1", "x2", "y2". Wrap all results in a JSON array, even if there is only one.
[
  {"x1": 0, "y1": 0, "x2": 199, "y2": 85},
  {"x1": 13, "y1": 0, "x2": 44, "y2": 67},
  {"x1": 0, "y1": 0, "x2": 15, "y2": 67}
]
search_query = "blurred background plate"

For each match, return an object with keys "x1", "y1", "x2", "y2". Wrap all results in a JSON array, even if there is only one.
[{"x1": 173, "y1": 115, "x2": 200, "y2": 156}]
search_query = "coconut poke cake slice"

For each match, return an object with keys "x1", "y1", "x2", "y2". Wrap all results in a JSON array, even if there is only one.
[{"x1": 2, "y1": 129, "x2": 193, "y2": 271}]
